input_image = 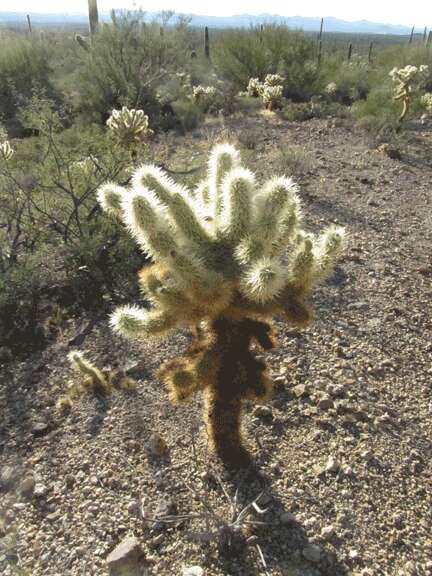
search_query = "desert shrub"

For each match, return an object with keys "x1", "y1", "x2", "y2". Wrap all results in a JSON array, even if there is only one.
[
  {"x1": 352, "y1": 85, "x2": 400, "y2": 133},
  {"x1": 76, "y1": 10, "x2": 192, "y2": 125},
  {"x1": 213, "y1": 25, "x2": 318, "y2": 100},
  {"x1": 0, "y1": 36, "x2": 56, "y2": 135},
  {"x1": 171, "y1": 100, "x2": 203, "y2": 132},
  {"x1": 320, "y1": 56, "x2": 370, "y2": 103},
  {"x1": 276, "y1": 146, "x2": 314, "y2": 177},
  {"x1": 280, "y1": 101, "x2": 314, "y2": 122}
]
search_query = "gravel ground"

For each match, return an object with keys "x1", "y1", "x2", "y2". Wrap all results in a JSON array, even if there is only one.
[{"x1": 1, "y1": 114, "x2": 431, "y2": 576}]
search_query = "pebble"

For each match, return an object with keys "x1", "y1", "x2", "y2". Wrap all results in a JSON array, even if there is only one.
[
  {"x1": 320, "y1": 525, "x2": 335, "y2": 539},
  {"x1": 146, "y1": 433, "x2": 168, "y2": 457},
  {"x1": 106, "y1": 536, "x2": 146, "y2": 576},
  {"x1": 182, "y1": 567, "x2": 204, "y2": 576},
  {"x1": 252, "y1": 405, "x2": 273, "y2": 418},
  {"x1": 19, "y1": 476, "x2": 35, "y2": 498},
  {"x1": 293, "y1": 384, "x2": 308, "y2": 398},
  {"x1": 325, "y1": 456, "x2": 340, "y2": 473}
]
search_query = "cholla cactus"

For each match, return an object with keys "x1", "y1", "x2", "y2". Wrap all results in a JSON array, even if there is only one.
[
  {"x1": 264, "y1": 74, "x2": 284, "y2": 87},
  {"x1": 97, "y1": 143, "x2": 345, "y2": 466},
  {"x1": 247, "y1": 78, "x2": 263, "y2": 97},
  {"x1": 192, "y1": 85, "x2": 217, "y2": 107},
  {"x1": 262, "y1": 85, "x2": 283, "y2": 111},
  {"x1": 389, "y1": 64, "x2": 429, "y2": 122},
  {"x1": 106, "y1": 106, "x2": 153, "y2": 147},
  {"x1": 421, "y1": 93, "x2": 432, "y2": 114},
  {"x1": 0, "y1": 140, "x2": 14, "y2": 161}
]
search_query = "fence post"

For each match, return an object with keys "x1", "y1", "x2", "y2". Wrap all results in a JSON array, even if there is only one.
[
  {"x1": 368, "y1": 42, "x2": 373, "y2": 63},
  {"x1": 423, "y1": 27, "x2": 427, "y2": 43},
  {"x1": 347, "y1": 43, "x2": 352, "y2": 61},
  {"x1": 88, "y1": 0, "x2": 99, "y2": 36},
  {"x1": 26, "y1": 14, "x2": 32, "y2": 34},
  {"x1": 408, "y1": 26, "x2": 414, "y2": 44}
]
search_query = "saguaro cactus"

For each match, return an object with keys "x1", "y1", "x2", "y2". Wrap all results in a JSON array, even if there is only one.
[
  {"x1": 98, "y1": 144, "x2": 345, "y2": 466},
  {"x1": 389, "y1": 64, "x2": 429, "y2": 122},
  {"x1": 88, "y1": 0, "x2": 99, "y2": 36}
]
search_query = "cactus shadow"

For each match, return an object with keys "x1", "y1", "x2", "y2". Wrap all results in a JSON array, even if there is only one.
[{"x1": 219, "y1": 463, "x2": 348, "y2": 575}]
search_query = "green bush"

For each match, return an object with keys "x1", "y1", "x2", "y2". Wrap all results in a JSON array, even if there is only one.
[
  {"x1": 352, "y1": 85, "x2": 400, "y2": 133},
  {"x1": 0, "y1": 36, "x2": 56, "y2": 135},
  {"x1": 76, "y1": 10, "x2": 193, "y2": 124},
  {"x1": 213, "y1": 25, "x2": 319, "y2": 100}
]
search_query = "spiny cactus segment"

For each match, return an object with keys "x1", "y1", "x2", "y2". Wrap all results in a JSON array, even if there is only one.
[
  {"x1": 389, "y1": 64, "x2": 429, "y2": 122},
  {"x1": 192, "y1": 85, "x2": 217, "y2": 107},
  {"x1": 325, "y1": 82, "x2": 337, "y2": 96},
  {"x1": 97, "y1": 143, "x2": 345, "y2": 466},
  {"x1": 247, "y1": 74, "x2": 285, "y2": 110},
  {"x1": 421, "y1": 92, "x2": 432, "y2": 114},
  {"x1": 106, "y1": 106, "x2": 153, "y2": 147},
  {"x1": 0, "y1": 140, "x2": 14, "y2": 161}
]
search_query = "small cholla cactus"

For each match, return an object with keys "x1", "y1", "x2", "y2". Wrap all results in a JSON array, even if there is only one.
[
  {"x1": 247, "y1": 78, "x2": 263, "y2": 97},
  {"x1": 325, "y1": 82, "x2": 337, "y2": 96},
  {"x1": 389, "y1": 64, "x2": 429, "y2": 122},
  {"x1": 264, "y1": 74, "x2": 284, "y2": 87},
  {"x1": 421, "y1": 92, "x2": 432, "y2": 114},
  {"x1": 0, "y1": 140, "x2": 14, "y2": 161},
  {"x1": 262, "y1": 85, "x2": 283, "y2": 111},
  {"x1": 192, "y1": 85, "x2": 217, "y2": 105},
  {"x1": 97, "y1": 143, "x2": 346, "y2": 467},
  {"x1": 106, "y1": 106, "x2": 153, "y2": 147}
]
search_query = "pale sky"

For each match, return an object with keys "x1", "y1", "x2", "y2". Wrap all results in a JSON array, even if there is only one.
[{"x1": 1, "y1": 0, "x2": 431, "y2": 27}]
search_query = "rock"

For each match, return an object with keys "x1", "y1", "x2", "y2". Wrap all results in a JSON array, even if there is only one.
[
  {"x1": 0, "y1": 466, "x2": 17, "y2": 490},
  {"x1": 325, "y1": 456, "x2": 340, "y2": 473},
  {"x1": 293, "y1": 384, "x2": 308, "y2": 398},
  {"x1": 377, "y1": 143, "x2": 401, "y2": 160},
  {"x1": 320, "y1": 525, "x2": 335, "y2": 539},
  {"x1": 32, "y1": 421, "x2": 50, "y2": 437},
  {"x1": 106, "y1": 537, "x2": 147, "y2": 576},
  {"x1": 317, "y1": 395, "x2": 334, "y2": 410},
  {"x1": 33, "y1": 483, "x2": 48, "y2": 498},
  {"x1": 127, "y1": 500, "x2": 141, "y2": 517},
  {"x1": 19, "y1": 476, "x2": 35, "y2": 498},
  {"x1": 146, "y1": 433, "x2": 168, "y2": 457},
  {"x1": 303, "y1": 544, "x2": 322, "y2": 563},
  {"x1": 252, "y1": 405, "x2": 273, "y2": 419},
  {"x1": 182, "y1": 567, "x2": 205, "y2": 576},
  {"x1": 279, "y1": 511, "x2": 296, "y2": 525},
  {"x1": 65, "y1": 474, "x2": 75, "y2": 489},
  {"x1": 0, "y1": 346, "x2": 12, "y2": 364}
]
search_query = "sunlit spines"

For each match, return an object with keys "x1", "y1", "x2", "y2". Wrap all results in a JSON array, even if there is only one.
[
  {"x1": 253, "y1": 176, "x2": 298, "y2": 249},
  {"x1": 287, "y1": 235, "x2": 315, "y2": 292},
  {"x1": 110, "y1": 305, "x2": 177, "y2": 339},
  {"x1": 208, "y1": 144, "x2": 241, "y2": 217},
  {"x1": 121, "y1": 190, "x2": 177, "y2": 259},
  {"x1": 240, "y1": 257, "x2": 286, "y2": 304},
  {"x1": 132, "y1": 164, "x2": 189, "y2": 209},
  {"x1": 97, "y1": 182, "x2": 127, "y2": 218},
  {"x1": 220, "y1": 167, "x2": 255, "y2": 242},
  {"x1": 312, "y1": 225, "x2": 346, "y2": 282}
]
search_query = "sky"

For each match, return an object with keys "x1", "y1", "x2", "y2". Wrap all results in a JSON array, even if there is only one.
[{"x1": 1, "y1": 0, "x2": 431, "y2": 27}]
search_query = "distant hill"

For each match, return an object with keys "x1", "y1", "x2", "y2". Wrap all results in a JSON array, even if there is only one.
[{"x1": 0, "y1": 10, "x2": 425, "y2": 35}]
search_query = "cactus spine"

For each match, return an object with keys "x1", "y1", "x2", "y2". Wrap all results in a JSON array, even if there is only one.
[
  {"x1": 98, "y1": 143, "x2": 346, "y2": 466},
  {"x1": 389, "y1": 65, "x2": 430, "y2": 122}
]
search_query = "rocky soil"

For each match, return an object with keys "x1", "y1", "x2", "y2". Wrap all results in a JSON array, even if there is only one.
[{"x1": 1, "y1": 114, "x2": 431, "y2": 576}]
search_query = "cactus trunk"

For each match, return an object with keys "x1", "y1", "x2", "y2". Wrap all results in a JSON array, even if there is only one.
[{"x1": 88, "y1": 0, "x2": 99, "y2": 36}]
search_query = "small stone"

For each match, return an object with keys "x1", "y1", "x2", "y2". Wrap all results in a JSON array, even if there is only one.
[
  {"x1": 279, "y1": 511, "x2": 296, "y2": 525},
  {"x1": 127, "y1": 500, "x2": 141, "y2": 517},
  {"x1": 32, "y1": 421, "x2": 50, "y2": 437},
  {"x1": 106, "y1": 536, "x2": 147, "y2": 576},
  {"x1": 348, "y1": 549, "x2": 359, "y2": 561},
  {"x1": 317, "y1": 395, "x2": 334, "y2": 410},
  {"x1": 325, "y1": 456, "x2": 340, "y2": 473},
  {"x1": 65, "y1": 474, "x2": 75, "y2": 489},
  {"x1": 0, "y1": 346, "x2": 12, "y2": 364},
  {"x1": 146, "y1": 433, "x2": 168, "y2": 457},
  {"x1": 19, "y1": 476, "x2": 35, "y2": 498},
  {"x1": 342, "y1": 465, "x2": 354, "y2": 476},
  {"x1": 303, "y1": 544, "x2": 321, "y2": 563},
  {"x1": 320, "y1": 525, "x2": 335, "y2": 539},
  {"x1": 252, "y1": 405, "x2": 273, "y2": 419},
  {"x1": 293, "y1": 384, "x2": 308, "y2": 398},
  {"x1": 33, "y1": 483, "x2": 48, "y2": 498},
  {"x1": 182, "y1": 567, "x2": 205, "y2": 576}
]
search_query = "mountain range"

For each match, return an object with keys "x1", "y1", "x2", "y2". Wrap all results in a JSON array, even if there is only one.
[{"x1": 0, "y1": 11, "x2": 426, "y2": 35}]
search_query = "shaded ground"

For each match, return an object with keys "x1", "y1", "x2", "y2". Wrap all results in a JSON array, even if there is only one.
[{"x1": 1, "y1": 113, "x2": 431, "y2": 576}]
